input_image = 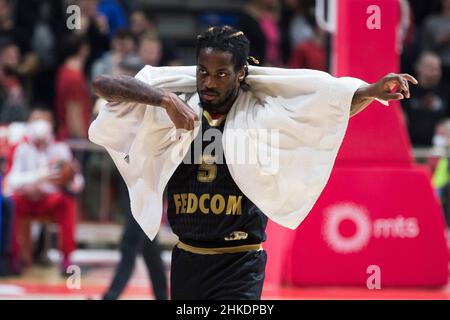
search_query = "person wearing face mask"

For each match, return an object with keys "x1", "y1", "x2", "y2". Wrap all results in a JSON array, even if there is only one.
[{"x1": 4, "y1": 109, "x2": 84, "y2": 274}]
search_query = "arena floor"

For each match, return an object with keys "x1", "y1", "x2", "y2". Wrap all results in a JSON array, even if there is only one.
[{"x1": 0, "y1": 249, "x2": 449, "y2": 300}]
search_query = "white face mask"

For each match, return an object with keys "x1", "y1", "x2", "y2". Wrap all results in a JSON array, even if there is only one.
[{"x1": 27, "y1": 120, "x2": 53, "y2": 144}]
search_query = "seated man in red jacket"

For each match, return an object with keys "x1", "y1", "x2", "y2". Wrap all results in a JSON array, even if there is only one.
[{"x1": 5, "y1": 110, "x2": 84, "y2": 274}]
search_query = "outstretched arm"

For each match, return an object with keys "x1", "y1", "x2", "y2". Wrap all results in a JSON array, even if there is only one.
[
  {"x1": 350, "y1": 73, "x2": 418, "y2": 117},
  {"x1": 92, "y1": 75, "x2": 198, "y2": 129},
  {"x1": 93, "y1": 75, "x2": 166, "y2": 106}
]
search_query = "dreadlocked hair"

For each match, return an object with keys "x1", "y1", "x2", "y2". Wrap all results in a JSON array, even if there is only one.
[{"x1": 196, "y1": 25, "x2": 252, "y2": 90}]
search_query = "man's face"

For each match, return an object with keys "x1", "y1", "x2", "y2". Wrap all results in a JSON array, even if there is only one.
[
  {"x1": 417, "y1": 54, "x2": 441, "y2": 86},
  {"x1": 113, "y1": 37, "x2": 135, "y2": 57},
  {"x1": 139, "y1": 39, "x2": 162, "y2": 66},
  {"x1": 443, "y1": 0, "x2": 450, "y2": 12},
  {"x1": 0, "y1": 0, "x2": 11, "y2": 22},
  {"x1": 28, "y1": 119, "x2": 53, "y2": 151},
  {"x1": 131, "y1": 12, "x2": 151, "y2": 36},
  {"x1": 2, "y1": 45, "x2": 19, "y2": 65},
  {"x1": 197, "y1": 48, "x2": 244, "y2": 114},
  {"x1": 78, "y1": 0, "x2": 98, "y2": 17},
  {"x1": 0, "y1": 45, "x2": 20, "y2": 74}
]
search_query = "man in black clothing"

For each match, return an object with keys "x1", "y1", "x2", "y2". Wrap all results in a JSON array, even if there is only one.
[
  {"x1": 167, "y1": 107, "x2": 268, "y2": 299},
  {"x1": 0, "y1": 196, "x2": 13, "y2": 276},
  {"x1": 92, "y1": 25, "x2": 417, "y2": 300},
  {"x1": 102, "y1": 178, "x2": 167, "y2": 300},
  {"x1": 402, "y1": 51, "x2": 449, "y2": 146}
]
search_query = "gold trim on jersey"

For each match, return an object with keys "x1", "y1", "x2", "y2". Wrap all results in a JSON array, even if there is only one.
[
  {"x1": 203, "y1": 110, "x2": 227, "y2": 127},
  {"x1": 177, "y1": 241, "x2": 262, "y2": 255}
]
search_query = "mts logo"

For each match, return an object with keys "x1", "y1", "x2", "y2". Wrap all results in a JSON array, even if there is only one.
[
  {"x1": 373, "y1": 216, "x2": 419, "y2": 239},
  {"x1": 322, "y1": 203, "x2": 420, "y2": 254}
]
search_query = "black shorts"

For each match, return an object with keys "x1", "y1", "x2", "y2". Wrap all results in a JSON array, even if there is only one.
[{"x1": 170, "y1": 246, "x2": 267, "y2": 300}]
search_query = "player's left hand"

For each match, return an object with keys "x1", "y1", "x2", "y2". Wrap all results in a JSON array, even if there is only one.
[{"x1": 369, "y1": 73, "x2": 418, "y2": 101}]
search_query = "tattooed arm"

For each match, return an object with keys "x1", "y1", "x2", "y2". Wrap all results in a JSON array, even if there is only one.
[
  {"x1": 350, "y1": 73, "x2": 418, "y2": 117},
  {"x1": 93, "y1": 75, "x2": 166, "y2": 106},
  {"x1": 92, "y1": 75, "x2": 198, "y2": 130}
]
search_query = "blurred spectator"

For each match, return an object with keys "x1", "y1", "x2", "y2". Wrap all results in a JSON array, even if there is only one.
[
  {"x1": 0, "y1": 0, "x2": 33, "y2": 55},
  {"x1": 91, "y1": 28, "x2": 136, "y2": 81},
  {"x1": 238, "y1": 1, "x2": 267, "y2": 65},
  {"x1": 430, "y1": 118, "x2": 450, "y2": 227},
  {"x1": 0, "y1": 114, "x2": 14, "y2": 276},
  {"x1": 0, "y1": 0, "x2": 40, "y2": 90},
  {"x1": 87, "y1": 30, "x2": 136, "y2": 221},
  {"x1": 402, "y1": 51, "x2": 450, "y2": 146},
  {"x1": 29, "y1": 0, "x2": 67, "y2": 107},
  {"x1": 0, "y1": 0, "x2": 67, "y2": 109},
  {"x1": 238, "y1": 0, "x2": 282, "y2": 66},
  {"x1": 4, "y1": 110, "x2": 84, "y2": 273},
  {"x1": 117, "y1": 0, "x2": 137, "y2": 16},
  {"x1": 97, "y1": 0, "x2": 127, "y2": 38},
  {"x1": 101, "y1": 58, "x2": 167, "y2": 300},
  {"x1": 409, "y1": 0, "x2": 443, "y2": 28},
  {"x1": 0, "y1": 40, "x2": 30, "y2": 123},
  {"x1": 0, "y1": 196, "x2": 14, "y2": 276},
  {"x1": 12, "y1": 0, "x2": 67, "y2": 52},
  {"x1": 399, "y1": 0, "x2": 417, "y2": 77},
  {"x1": 129, "y1": 9, "x2": 180, "y2": 66},
  {"x1": 397, "y1": 0, "x2": 413, "y2": 54},
  {"x1": 102, "y1": 202, "x2": 167, "y2": 300},
  {"x1": 422, "y1": 0, "x2": 450, "y2": 84},
  {"x1": 278, "y1": 0, "x2": 313, "y2": 64},
  {"x1": 73, "y1": 0, "x2": 110, "y2": 73},
  {"x1": 287, "y1": 0, "x2": 314, "y2": 50},
  {"x1": 0, "y1": 0, "x2": 14, "y2": 43},
  {"x1": 85, "y1": 34, "x2": 164, "y2": 221},
  {"x1": 129, "y1": 9, "x2": 153, "y2": 38},
  {"x1": 55, "y1": 35, "x2": 92, "y2": 140},
  {"x1": 137, "y1": 33, "x2": 163, "y2": 67},
  {"x1": 289, "y1": 21, "x2": 327, "y2": 71},
  {"x1": 257, "y1": 0, "x2": 282, "y2": 66},
  {"x1": 31, "y1": 6, "x2": 55, "y2": 72}
]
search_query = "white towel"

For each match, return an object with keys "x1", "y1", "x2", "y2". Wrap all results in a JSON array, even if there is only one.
[{"x1": 89, "y1": 65, "x2": 386, "y2": 240}]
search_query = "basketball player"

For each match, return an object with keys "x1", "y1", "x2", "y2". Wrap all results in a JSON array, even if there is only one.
[{"x1": 91, "y1": 26, "x2": 417, "y2": 299}]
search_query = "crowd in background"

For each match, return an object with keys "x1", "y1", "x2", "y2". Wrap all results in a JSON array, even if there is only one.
[
  {"x1": 0, "y1": 0, "x2": 449, "y2": 279},
  {"x1": 0, "y1": 0, "x2": 447, "y2": 149}
]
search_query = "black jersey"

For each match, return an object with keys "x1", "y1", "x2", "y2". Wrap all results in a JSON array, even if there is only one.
[{"x1": 167, "y1": 110, "x2": 268, "y2": 248}]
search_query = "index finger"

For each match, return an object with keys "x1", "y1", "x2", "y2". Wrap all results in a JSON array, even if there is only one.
[{"x1": 400, "y1": 73, "x2": 418, "y2": 85}]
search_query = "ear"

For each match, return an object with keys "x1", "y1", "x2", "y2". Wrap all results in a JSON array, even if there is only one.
[{"x1": 238, "y1": 67, "x2": 246, "y2": 82}]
